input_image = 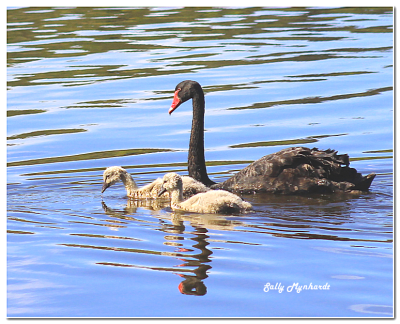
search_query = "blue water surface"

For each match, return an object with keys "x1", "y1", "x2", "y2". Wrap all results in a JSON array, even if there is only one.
[{"x1": 7, "y1": 6, "x2": 393, "y2": 318}]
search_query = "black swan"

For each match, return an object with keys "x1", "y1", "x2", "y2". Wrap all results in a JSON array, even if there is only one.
[{"x1": 168, "y1": 80, "x2": 376, "y2": 194}]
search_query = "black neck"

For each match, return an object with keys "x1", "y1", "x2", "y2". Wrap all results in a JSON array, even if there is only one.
[{"x1": 188, "y1": 91, "x2": 215, "y2": 186}]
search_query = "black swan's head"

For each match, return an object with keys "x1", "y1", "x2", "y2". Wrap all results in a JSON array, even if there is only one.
[{"x1": 169, "y1": 80, "x2": 204, "y2": 114}]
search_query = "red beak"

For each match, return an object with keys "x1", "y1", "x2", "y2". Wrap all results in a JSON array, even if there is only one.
[{"x1": 169, "y1": 89, "x2": 181, "y2": 114}]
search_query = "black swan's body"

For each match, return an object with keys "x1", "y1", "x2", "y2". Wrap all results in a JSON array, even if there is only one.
[{"x1": 169, "y1": 80, "x2": 375, "y2": 194}]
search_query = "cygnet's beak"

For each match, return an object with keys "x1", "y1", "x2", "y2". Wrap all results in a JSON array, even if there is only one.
[
  {"x1": 158, "y1": 186, "x2": 167, "y2": 197},
  {"x1": 101, "y1": 182, "x2": 111, "y2": 193}
]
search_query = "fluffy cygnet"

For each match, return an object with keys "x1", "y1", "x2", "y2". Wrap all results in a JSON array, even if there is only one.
[
  {"x1": 158, "y1": 172, "x2": 252, "y2": 214},
  {"x1": 102, "y1": 166, "x2": 209, "y2": 199}
]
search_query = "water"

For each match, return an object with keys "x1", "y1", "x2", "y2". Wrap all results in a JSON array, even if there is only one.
[{"x1": 7, "y1": 7, "x2": 393, "y2": 318}]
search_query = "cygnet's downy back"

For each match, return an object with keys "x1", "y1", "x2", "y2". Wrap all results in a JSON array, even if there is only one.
[{"x1": 158, "y1": 172, "x2": 252, "y2": 214}]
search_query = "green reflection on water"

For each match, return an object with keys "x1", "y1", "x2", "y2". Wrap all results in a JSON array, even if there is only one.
[
  {"x1": 229, "y1": 133, "x2": 347, "y2": 148},
  {"x1": 7, "y1": 109, "x2": 47, "y2": 117},
  {"x1": 7, "y1": 148, "x2": 174, "y2": 167},
  {"x1": 229, "y1": 86, "x2": 393, "y2": 110},
  {"x1": 7, "y1": 128, "x2": 87, "y2": 140}
]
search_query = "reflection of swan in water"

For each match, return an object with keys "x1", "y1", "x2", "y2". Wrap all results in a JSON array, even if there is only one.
[
  {"x1": 101, "y1": 166, "x2": 209, "y2": 199},
  {"x1": 160, "y1": 206, "x2": 247, "y2": 295},
  {"x1": 158, "y1": 172, "x2": 252, "y2": 214},
  {"x1": 177, "y1": 272, "x2": 208, "y2": 296},
  {"x1": 168, "y1": 222, "x2": 213, "y2": 296},
  {"x1": 101, "y1": 197, "x2": 247, "y2": 296},
  {"x1": 169, "y1": 80, "x2": 376, "y2": 194}
]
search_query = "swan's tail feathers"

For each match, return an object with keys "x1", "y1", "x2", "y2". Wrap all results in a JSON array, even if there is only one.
[{"x1": 353, "y1": 172, "x2": 376, "y2": 191}]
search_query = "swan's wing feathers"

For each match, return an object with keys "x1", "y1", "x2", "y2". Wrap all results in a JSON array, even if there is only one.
[{"x1": 212, "y1": 147, "x2": 374, "y2": 194}]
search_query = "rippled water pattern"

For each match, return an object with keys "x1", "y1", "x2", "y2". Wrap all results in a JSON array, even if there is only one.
[{"x1": 7, "y1": 7, "x2": 393, "y2": 317}]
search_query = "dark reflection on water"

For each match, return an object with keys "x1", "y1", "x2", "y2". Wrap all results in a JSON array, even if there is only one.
[
  {"x1": 7, "y1": 6, "x2": 392, "y2": 318},
  {"x1": 228, "y1": 86, "x2": 392, "y2": 111}
]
